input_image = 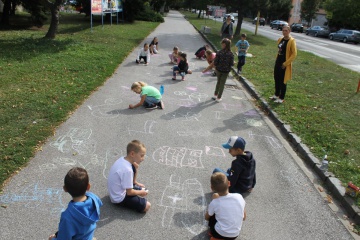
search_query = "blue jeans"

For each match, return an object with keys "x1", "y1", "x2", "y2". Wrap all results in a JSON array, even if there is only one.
[
  {"x1": 213, "y1": 167, "x2": 230, "y2": 176},
  {"x1": 173, "y1": 66, "x2": 186, "y2": 77},
  {"x1": 142, "y1": 96, "x2": 160, "y2": 107},
  {"x1": 237, "y1": 55, "x2": 246, "y2": 71}
]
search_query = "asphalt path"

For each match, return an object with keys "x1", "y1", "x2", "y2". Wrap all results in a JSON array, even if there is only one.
[
  {"x1": 213, "y1": 17, "x2": 360, "y2": 73},
  {"x1": 0, "y1": 11, "x2": 356, "y2": 240}
]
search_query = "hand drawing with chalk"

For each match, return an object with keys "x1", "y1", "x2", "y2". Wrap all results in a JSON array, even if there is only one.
[{"x1": 159, "y1": 175, "x2": 207, "y2": 235}]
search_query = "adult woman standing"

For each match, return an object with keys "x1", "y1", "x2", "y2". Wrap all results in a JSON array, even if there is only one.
[
  {"x1": 270, "y1": 26, "x2": 297, "y2": 103},
  {"x1": 220, "y1": 15, "x2": 233, "y2": 39},
  {"x1": 212, "y1": 38, "x2": 234, "y2": 102}
]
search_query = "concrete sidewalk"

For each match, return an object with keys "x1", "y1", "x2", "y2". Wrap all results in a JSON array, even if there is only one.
[{"x1": 0, "y1": 11, "x2": 356, "y2": 239}]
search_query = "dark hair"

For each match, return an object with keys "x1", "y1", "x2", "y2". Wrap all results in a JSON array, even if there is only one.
[
  {"x1": 241, "y1": 33, "x2": 247, "y2": 38},
  {"x1": 144, "y1": 43, "x2": 148, "y2": 48},
  {"x1": 221, "y1": 38, "x2": 231, "y2": 52},
  {"x1": 179, "y1": 52, "x2": 187, "y2": 62},
  {"x1": 127, "y1": 140, "x2": 146, "y2": 154},
  {"x1": 64, "y1": 167, "x2": 89, "y2": 198},
  {"x1": 211, "y1": 172, "x2": 229, "y2": 193}
]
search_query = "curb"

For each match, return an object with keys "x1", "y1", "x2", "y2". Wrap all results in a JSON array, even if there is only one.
[{"x1": 192, "y1": 23, "x2": 360, "y2": 225}]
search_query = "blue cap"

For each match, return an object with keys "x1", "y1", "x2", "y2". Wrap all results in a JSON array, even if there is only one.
[{"x1": 222, "y1": 136, "x2": 246, "y2": 150}]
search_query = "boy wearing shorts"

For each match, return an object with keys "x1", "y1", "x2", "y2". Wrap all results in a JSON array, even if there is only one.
[
  {"x1": 206, "y1": 172, "x2": 246, "y2": 239},
  {"x1": 107, "y1": 140, "x2": 151, "y2": 213}
]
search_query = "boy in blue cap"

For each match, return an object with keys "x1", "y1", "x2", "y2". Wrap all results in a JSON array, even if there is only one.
[{"x1": 213, "y1": 136, "x2": 256, "y2": 194}]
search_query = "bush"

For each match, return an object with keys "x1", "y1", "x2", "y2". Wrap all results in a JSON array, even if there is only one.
[{"x1": 136, "y1": 7, "x2": 164, "y2": 22}]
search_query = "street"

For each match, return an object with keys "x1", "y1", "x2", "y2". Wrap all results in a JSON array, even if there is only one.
[{"x1": 0, "y1": 11, "x2": 357, "y2": 240}]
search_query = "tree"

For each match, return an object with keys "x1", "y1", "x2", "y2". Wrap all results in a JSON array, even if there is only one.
[
  {"x1": 324, "y1": 0, "x2": 360, "y2": 29},
  {"x1": 300, "y1": 0, "x2": 321, "y2": 25}
]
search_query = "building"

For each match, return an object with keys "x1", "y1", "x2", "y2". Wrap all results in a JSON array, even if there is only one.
[{"x1": 288, "y1": 0, "x2": 327, "y2": 27}]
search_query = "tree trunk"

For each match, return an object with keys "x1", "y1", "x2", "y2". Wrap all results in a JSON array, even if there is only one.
[
  {"x1": 44, "y1": 0, "x2": 63, "y2": 39},
  {"x1": 0, "y1": 0, "x2": 11, "y2": 27},
  {"x1": 197, "y1": 9, "x2": 202, "y2": 18},
  {"x1": 234, "y1": 8, "x2": 244, "y2": 36}
]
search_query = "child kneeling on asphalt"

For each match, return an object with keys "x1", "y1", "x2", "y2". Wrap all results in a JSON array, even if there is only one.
[
  {"x1": 128, "y1": 81, "x2": 164, "y2": 110},
  {"x1": 213, "y1": 136, "x2": 256, "y2": 194},
  {"x1": 205, "y1": 172, "x2": 246, "y2": 240},
  {"x1": 172, "y1": 52, "x2": 192, "y2": 81}
]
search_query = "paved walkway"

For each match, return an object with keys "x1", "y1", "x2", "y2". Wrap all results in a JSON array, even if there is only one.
[{"x1": 0, "y1": 11, "x2": 355, "y2": 239}]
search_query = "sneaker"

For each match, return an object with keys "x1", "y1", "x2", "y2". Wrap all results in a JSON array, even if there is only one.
[
  {"x1": 274, "y1": 98, "x2": 284, "y2": 103},
  {"x1": 172, "y1": 77, "x2": 176, "y2": 81},
  {"x1": 157, "y1": 101, "x2": 164, "y2": 109},
  {"x1": 269, "y1": 95, "x2": 278, "y2": 100},
  {"x1": 215, "y1": 98, "x2": 222, "y2": 102},
  {"x1": 211, "y1": 96, "x2": 217, "y2": 100},
  {"x1": 212, "y1": 72, "x2": 216, "y2": 76},
  {"x1": 145, "y1": 104, "x2": 158, "y2": 110}
]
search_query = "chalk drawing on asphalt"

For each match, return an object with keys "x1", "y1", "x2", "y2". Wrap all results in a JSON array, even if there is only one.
[
  {"x1": 102, "y1": 148, "x2": 123, "y2": 179},
  {"x1": 220, "y1": 103, "x2": 244, "y2": 111},
  {"x1": 152, "y1": 146, "x2": 203, "y2": 168},
  {"x1": 50, "y1": 128, "x2": 95, "y2": 155},
  {"x1": 126, "y1": 120, "x2": 157, "y2": 135},
  {"x1": 205, "y1": 146, "x2": 226, "y2": 157},
  {"x1": 89, "y1": 98, "x2": 124, "y2": 118},
  {"x1": 159, "y1": 175, "x2": 207, "y2": 235},
  {"x1": 164, "y1": 112, "x2": 201, "y2": 121},
  {"x1": 231, "y1": 96, "x2": 243, "y2": 100},
  {"x1": 0, "y1": 182, "x2": 65, "y2": 216},
  {"x1": 248, "y1": 131, "x2": 283, "y2": 149},
  {"x1": 213, "y1": 111, "x2": 224, "y2": 120}
]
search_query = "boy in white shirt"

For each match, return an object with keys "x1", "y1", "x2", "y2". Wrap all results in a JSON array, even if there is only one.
[
  {"x1": 107, "y1": 140, "x2": 151, "y2": 213},
  {"x1": 205, "y1": 172, "x2": 246, "y2": 239}
]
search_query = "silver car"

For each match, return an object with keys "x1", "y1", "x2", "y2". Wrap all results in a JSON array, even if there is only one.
[
  {"x1": 305, "y1": 26, "x2": 330, "y2": 37},
  {"x1": 329, "y1": 29, "x2": 360, "y2": 44}
]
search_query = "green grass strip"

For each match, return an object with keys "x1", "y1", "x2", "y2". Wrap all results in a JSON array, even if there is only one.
[
  {"x1": 183, "y1": 12, "x2": 360, "y2": 205},
  {"x1": 0, "y1": 13, "x2": 159, "y2": 188}
]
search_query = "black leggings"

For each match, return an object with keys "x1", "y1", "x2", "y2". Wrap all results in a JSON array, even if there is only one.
[
  {"x1": 273, "y1": 63, "x2": 287, "y2": 99},
  {"x1": 208, "y1": 215, "x2": 237, "y2": 240}
]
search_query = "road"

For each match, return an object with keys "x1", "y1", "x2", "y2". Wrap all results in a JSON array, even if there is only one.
[
  {"x1": 213, "y1": 17, "x2": 360, "y2": 73},
  {"x1": 0, "y1": 11, "x2": 357, "y2": 240}
]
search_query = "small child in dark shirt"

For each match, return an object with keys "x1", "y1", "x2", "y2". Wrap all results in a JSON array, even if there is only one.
[
  {"x1": 172, "y1": 52, "x2": 192, "y2": 81},
  {"x1": 213, "y1": 136, "x2": 256, "y2": 194}
]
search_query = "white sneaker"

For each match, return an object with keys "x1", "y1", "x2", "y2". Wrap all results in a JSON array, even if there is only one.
[
  {"x1": 269, "y1": 95, "x2": 278, "y2": 100},
  {"x1": 215, "y1": 98, "x2": 222, "y2": 102},
  {"x1": 274, "y1": 98, "x2": 284, "y2": 103}
]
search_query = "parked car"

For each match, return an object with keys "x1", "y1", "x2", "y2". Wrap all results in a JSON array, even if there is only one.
[
  {"x1": 305, "y1": 26, "x2": 330, "y2": 37},
  {"x1": 290, "y1": 23, "x2": 304, "y2": 33},
  {"x1": 329, "y1": 29, "x2": 360, "y2": 44},
  {"x1": 223, "y1": 14, "x2": 235, "y2": 23},
  {"x1": 253, "y1": 17, "x2": 265, "y2": 26},
  {"x1": 270, "y1": 20, "x2": 288, "y2": 30},
  {"x1": 269, "y1": 20, "x2": 279, "y2": 28}
]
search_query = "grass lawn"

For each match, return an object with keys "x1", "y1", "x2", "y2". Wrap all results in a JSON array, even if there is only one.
[
  {"x1": 182, "y1": 12, "x2": 360, "y2": 205},
  {"x1": 0, "y1": 13, "x2": 159, "y2": 190}
]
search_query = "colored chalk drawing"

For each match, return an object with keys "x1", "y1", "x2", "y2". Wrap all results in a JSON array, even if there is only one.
[
  {"x1": 159, "y1": 175, "x2": 207, "y2": 235},
  {"x1": 152, "y1": 146, "x2": 203, "y2": 168},
  {"x1": 0, "y1": 182, "x2": 65, "y2": 216}
]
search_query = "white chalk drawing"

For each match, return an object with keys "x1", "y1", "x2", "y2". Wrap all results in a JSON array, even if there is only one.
[
  {"x1": 50, "y1": 128, "x2": 95, "y2": 155},
  {"x1": 164, "y1": 112, "x2": 201, "y2": 121},
  {"x1": 89, "y1": 98, "x2": 125, "y2": 118},
  {"x1": 205, "y1": 146, "x2": 226, "y2": 157},
  {"x1": 39, "y1": 163, "x2": 58, "y2": 173},
  {"x1": 279, "y1": 167, "x2": 312, "y2": 191},
  {"x1": 231, "y1": 96, "x2": 243, "y2": 100},
  {"x1": 159, "y1": 175, "x2": 207, "y2": 235},
  {"x1": 0, "y1": 182, "x2": 65, "y2": 216},
  {"x1": 213, "y1": 111, "x2": 223, "y2": 120},
  {"x1": 177, "y1": 129, "x2": 211, "y2": 137},
  {"x1": 102, "y1": 148, "x2": 123, "y2": 179},
  {"x1": 54, "y1": 157, "x2": 77, "y2": 166},
  {"x1": 126, "y1": 120, "x2": 156, "y2": 135},
  {"x1": 189, "y1": 92, "x2": 208, "y2": 102},
  {"x1": 186, "y1": 86, "x2": 197, "y2": 91},
  {"x1": 246, "y1": 119, "x2": 263, "y2": 127},
  {"x1": 248, "y1": 131, "x2": 283, "y2": 149},
  {"x1": 152, "y1": 146, "x2": 203, "y2": 168},
  {"x1": 174, "y1": 91, "x2": 188, "y2": 96}
]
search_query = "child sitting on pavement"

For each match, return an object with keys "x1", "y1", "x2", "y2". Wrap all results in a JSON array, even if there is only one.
[
  {"x1": 48, "y1": 167, "x2": 103, "y2": 240},
  {"x1": 149, "y1": 37, "x2": 159, "y2": 54},
  {"x1": 107, "y1": 140, "x2": 151, "y2": 213},
  {"x1": 205, "y1": 172, "x2": 246, "y2": 240},
  {"x1": 136, "y1": 43, "x2": 151, "y2": 65},
  {"x1": 128, "y1": 81, "x2": 164, "y2": 110},
  {"x1": 202, "y1": 49, "x2": 216, "y2": 74},
  {"x1": 213, "y1": 136, "x2": 256, "y2": 194},
  {"x1": 172, "y1": 52, "x2": 192, "y2": 81},
  {"x1": 168, "y1": 46, "x2": 180, "y2": 64},
  {"x1": 195, "y1": 44, "x2": 210, "y2": 59}
]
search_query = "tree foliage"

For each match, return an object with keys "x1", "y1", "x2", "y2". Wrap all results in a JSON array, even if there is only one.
[
  {"x1": 300, "y1": 0, "x2": 321, "y2": 24},
  {"x1": 324, "y1": 0, "x2": 360, "y2": 29}
]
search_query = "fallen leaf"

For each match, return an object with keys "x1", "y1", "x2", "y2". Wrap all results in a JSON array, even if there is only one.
[
  {"x1": 318, "y1": 186, "x2": 324, "y2": 192},
  {"x1": 1, "y1": 205, "x2": 7, "y2": 208},
  {"x1": 326, "y1": 194, "x2": 333, "y2": 203}
]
